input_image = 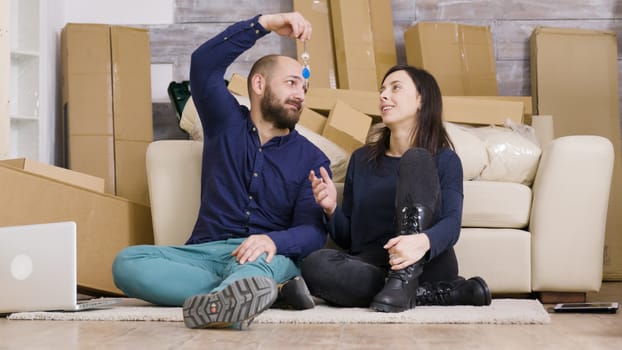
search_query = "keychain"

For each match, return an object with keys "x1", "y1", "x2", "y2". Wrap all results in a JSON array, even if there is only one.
[{"x1": 301, "y1": 41, "x2": 310, "y2": 90}]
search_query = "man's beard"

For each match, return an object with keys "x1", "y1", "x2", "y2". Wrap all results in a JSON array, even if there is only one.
[{"x1": 260, "y1": 86, "x2": 301, "y2": 130}]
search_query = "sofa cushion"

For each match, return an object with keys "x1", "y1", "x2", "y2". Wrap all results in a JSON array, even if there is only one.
[
  {"x1": 454, "y1": 228, "x2": 531, "y2": 293},
  {"x1": 462, "y1": 180, "x2": 532, "y2": 228}
]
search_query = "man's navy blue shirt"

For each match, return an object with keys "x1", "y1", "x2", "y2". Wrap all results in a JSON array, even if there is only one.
[{"x1": 186, "y1": 16, "x2": 330, "y2": 260}]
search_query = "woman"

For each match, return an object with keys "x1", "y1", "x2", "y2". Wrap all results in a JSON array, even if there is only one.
[{"x1": 302, "y1": 65, "x2": 491, "y2": 312}]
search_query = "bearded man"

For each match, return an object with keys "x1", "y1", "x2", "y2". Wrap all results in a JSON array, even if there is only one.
[{"x1": 112, "y1": 12, "x2": 330, "y2": 330}]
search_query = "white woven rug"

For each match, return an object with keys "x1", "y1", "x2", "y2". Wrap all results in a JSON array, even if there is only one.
[{"x1": 7, "y1": 298, "x2": 550, "y2": 324}]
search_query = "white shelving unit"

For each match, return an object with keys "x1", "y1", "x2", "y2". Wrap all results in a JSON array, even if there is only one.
[
  {"x1": 9, "y1": 0, "x2": 45, "y2": 161},
  {"x1": 0, "y1": 0, "x2": 9, "y2": 159}
]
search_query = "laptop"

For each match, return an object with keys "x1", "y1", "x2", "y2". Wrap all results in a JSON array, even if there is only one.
[{"x1": 0, "y1": 221, "x2": 120, "y2": 314}]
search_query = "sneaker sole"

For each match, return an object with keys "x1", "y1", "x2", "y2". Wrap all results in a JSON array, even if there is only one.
[
  {"x1": 279, "y1": 276, "x2": 315, "y2": 310},
  {"x1": 182, "y1": 276, "x2": 277, "y2": 329}
]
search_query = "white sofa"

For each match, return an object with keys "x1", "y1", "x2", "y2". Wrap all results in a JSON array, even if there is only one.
[{"x1": 146, "y1": 120, "x2": 614, "y2": 301}]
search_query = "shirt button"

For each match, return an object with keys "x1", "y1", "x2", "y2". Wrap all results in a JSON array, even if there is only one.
[
  {"x1": 245, "y1": 210, "x2": 251, "y2": 216},
  {"x1": 223, "y1": 36, "x2": 228, "y2": 40},
  {"x1": 253, "y1": 172, "x2": 258, "y2": 177},
  {"x1": 255, "y1": 29, "x2": 260, "y2": 35},
  {"x1": 250, "y1": 23, "x2": 255, "y2": 27},
  {"x1": 258, "y1": 148, "x2": 263, "y2": 152},
  {"x1": 252, "y1": 127, "x2": 256, "y2": 132},
  {"x1": 249, "y1": 195, "x2": 253, "y2": 200}
]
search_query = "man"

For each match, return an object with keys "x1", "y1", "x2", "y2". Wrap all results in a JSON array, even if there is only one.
[{"x1": 112, "y1": 12, "x2": 330, "y2": 330}]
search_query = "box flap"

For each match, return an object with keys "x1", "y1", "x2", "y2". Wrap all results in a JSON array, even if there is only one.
[{"x1": 322, "y1": 100, "x2": 372, "y2": 154}]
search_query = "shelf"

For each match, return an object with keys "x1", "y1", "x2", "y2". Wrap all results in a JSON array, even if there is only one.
[
  {"x1": 11, "y1": 49, "x2": 39, "y2": 58},
  {"x1": 9, "y1": 118, "x2": 39, "y2": 160},
  {"x1": 8, "y1": 0, "x2": 42, "y2": 161},
  {"x1": 10, "y1": 0, "x2": 39, "y2": 53},
  {"x1": 9, "y1": 113, "x2": 38, "y2": 121},
  {"x1": 9, "y1": 53, "x2": 39, "y2": 118}
]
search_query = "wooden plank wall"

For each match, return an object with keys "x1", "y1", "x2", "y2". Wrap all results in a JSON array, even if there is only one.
[{"x1": 147, "y1": 0, "x2": 622, "y2": 133}]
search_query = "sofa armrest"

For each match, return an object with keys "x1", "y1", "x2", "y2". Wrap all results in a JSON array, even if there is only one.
[
  {"x1": 530, "y1": 135, "x2": 614, "y2": 292},
  {"x1": 146, "y1": 140, "x2": 203, "y2": 245}
]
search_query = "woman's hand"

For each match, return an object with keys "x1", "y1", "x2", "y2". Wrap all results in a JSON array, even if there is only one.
[
  {"x1": 258, "y1": 12, "x2": 312, "y2": 41},
  {"x1": 384, "y1": 234, "x2": 431, "y2": 270},
  {"x1": 309, "y1": 166, "x2": 337, "y2": 219}
]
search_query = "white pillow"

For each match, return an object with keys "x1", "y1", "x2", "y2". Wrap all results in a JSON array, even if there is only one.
[
  {"x1": 469, "y1": 125, "x2": 542, "y2": 186},
  {"x1": 179, "y1": 95, "x2": 349, "y2": 182},
  {"x1": 180, "y1": 95, "x2": 251, "y2": 141},
  {"x1": 444, "y1": 122, "x2": 489, "y2": 180},
  {"x1": 295, "y1": 124, "x2": 350, "y2": 183},
  {"x1": 179, "y1": 96, "x2": 203, "y2": 141}
]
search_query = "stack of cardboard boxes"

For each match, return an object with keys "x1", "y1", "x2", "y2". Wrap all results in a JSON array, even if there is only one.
[
  {"x1": 62, "y1": 23, "x2": 153, "y2": 207},
  {"x1": 292, "y1": 2, "x2": 620, "y2": 280},
  {"x1": 289, "y1": 0, "x2": 517, "y2": 155},
  {"x1": 0, "y1": 24, "x2": 155, "y2": 295}
]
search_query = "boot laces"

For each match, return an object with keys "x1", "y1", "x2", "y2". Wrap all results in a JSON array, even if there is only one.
[
  {"x1": 387, "y1": 264, "x2": 415, "y2": 284},
  {"x1": 399, "y1": 206, "x2": 421, "y2": 235},
  {"x1": 416, "y1": 281, "x2": 453, "y2": 305}
]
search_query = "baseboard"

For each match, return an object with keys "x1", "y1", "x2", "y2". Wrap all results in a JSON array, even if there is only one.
[{"x1": 536, "y1": 292, "x2": 586, "y2": 304}]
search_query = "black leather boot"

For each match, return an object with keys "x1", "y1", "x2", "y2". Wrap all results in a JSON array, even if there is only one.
[
  {"x1": 370, "y1": 260, "x2": 424, "y2": 312},
  {"x1": 415, "y1": 276, "x2": 492, "y2": 306},
  {"x1": 371, "y1": 149, "x2": 441, "y2": 313},
  {"x1": 396, "y1": 204, "x2": 435, "y2": 235},
  {"x1": 271, "y1": 276, "x2": 315, "y2": 310},
  {"x1": 370, "y1": 205, "x2": 432, "y2": 313}
]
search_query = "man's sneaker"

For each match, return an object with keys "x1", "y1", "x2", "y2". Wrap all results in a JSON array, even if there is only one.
[
  {"x1": 182, "y1": 276, "x2": 277, "y2": 329},
  {"x1": 272, "y1": 276, "x2": 315, "y2": 310}
]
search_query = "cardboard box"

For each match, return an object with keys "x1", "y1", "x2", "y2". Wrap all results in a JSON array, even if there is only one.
[
  {"x1": 294, "y1": 0, "x2": 337, "y2": 88},
  {"x1": 322, "y1": 100, "x2": 372, "y2": 154},
  {"x1": 227, "y1": 73, "x2": 249, "y2": 97},
  {"x1": 404, "y1": 22, "x2": 498, "y2": 96},
  {"x1": 306, "y1": 87, "x2": 525, "y2": 126},
  {"x1": 0, "y1": 158, "x2": 105, "y2": 192},
  {"x1": 68, "y1": 135, "x2": 115, "y2": 192},
  {"x1": 306, "y1": 87, "x2": 380, "y2": 117},
  {"x1": 462, "y1": 96, "x2": 533, "y2": 125},
  {"x1": 62, "y1": 23, "x2": 153, "y2": 205},
  {"x1": 368, "y1": 0, "x2": 397, "y2": 85},
  {"x1": 114, "y1": 140, "x2": 150, "y2": 205},
  {"x1": 0, "y1": 162, "x2": 153, "y2": 294},
  {"x1": 443, "y1": 96, "x2": 524, "y2": 125},
  {"x1": 299, "y1": 107, "x2": 327, "y2": 134},
  {"x1": 61, "y1": 23, "x2": 113, "y2": 192},
  {"x1": 530, "y1": 26, "x2": 622, "y2": 280},
  {"x1": 329, "y1": 0, "x2": 378, "y2": 91}
]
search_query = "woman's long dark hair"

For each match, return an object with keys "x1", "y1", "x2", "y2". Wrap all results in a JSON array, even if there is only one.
[{"x1": 367, "y1": 65, "x2": 454, "y2": 164}]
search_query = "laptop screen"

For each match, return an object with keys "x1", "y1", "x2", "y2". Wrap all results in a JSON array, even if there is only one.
[{"x1": 0, "y1": 221, "x2": 78, "y2": 313}]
